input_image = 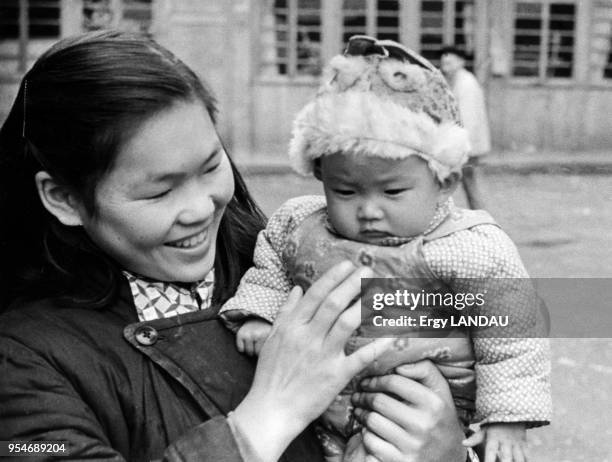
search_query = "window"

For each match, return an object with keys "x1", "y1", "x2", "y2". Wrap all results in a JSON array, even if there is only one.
[
  {"x1": 261, "y1": 0, "x2": 322, "y2": 78},
  {"x1": 606, "y1": 38, "x2": 612, "y2": 79},
  {"x1": 0, "y1": 0, "x2": 61, "y2": 40},
  {"x1": 419, "y1": 0, "x2": 475, "y2": 69},
  {"x1": 0, "y1": 0, "x2": 153, "y2": 76},
  {"x1": 512, "y1": 1, "x2": 576, "y2": 78},
  {"x1": 342, "y1": 0, "x2": 400, "y2": 45},
  {"x1": 259, "y1": 0, "x2": 480, "y2": 79},
  {"x1": 121, "y1": 0, "x2": 153, "y2": 33},
  {"x1": 0, "y1": 0, "x2": 61, "y2": 73},
  {"x1": 261, "y1": 0, "x2": 403, "y2": 79},
  {"x1": 83, "y1": 0, "x2": 153, "y2": 33},
  {"x1": 590, "y1": 5, "x2": 612, "y2": 81}
]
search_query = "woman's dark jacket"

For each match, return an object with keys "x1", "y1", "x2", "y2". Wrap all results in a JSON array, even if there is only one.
[{"x1": 0, "y1": 281, "x2": 323, "y2": 461}]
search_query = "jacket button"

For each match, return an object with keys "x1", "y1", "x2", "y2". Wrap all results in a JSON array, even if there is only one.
[{"x1": 134, "y1": 326, "x2": 158, "y2": 346}]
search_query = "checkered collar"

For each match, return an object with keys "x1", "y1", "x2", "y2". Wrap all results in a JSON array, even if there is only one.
[{"x1": 123, "y1": 270, "x2": 215, "y2": 322}]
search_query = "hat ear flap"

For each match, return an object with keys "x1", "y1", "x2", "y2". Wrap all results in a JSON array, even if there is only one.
[
  {"x1": 313, "y1": 158, "x2": 323, "y2": 181},
  {"x1": 439, "y1": 171, "x2": 461, "y2": 195}
]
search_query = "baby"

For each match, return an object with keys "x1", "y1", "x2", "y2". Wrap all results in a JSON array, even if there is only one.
[{"x1": 221, "y1": 36, "x2": 551, "y2": 462}]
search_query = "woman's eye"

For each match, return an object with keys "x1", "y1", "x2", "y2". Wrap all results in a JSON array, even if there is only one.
[
  {"x1": 202, "y1": 162, "x2": 220, "y2": 175},
  {"x1": 385, "y1": 188, "x2": 407, "y2": 196},
  {"x1": 147, "y1": 189, "x2": 171, "y2": 199}
]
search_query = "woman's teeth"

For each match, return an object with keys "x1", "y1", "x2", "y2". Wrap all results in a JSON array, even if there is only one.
[{"x1": 168, "y1": 230, "x2": 206, "y2": 249}]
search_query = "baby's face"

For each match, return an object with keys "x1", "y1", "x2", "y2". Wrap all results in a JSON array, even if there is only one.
[{"x1": 319, "y1": 153, "x2": 451, "y2": 244}]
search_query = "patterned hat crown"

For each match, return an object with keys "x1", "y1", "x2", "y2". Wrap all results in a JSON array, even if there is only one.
[{"x1": 289, "y1": 36, "x2": 471, "y2": 181}]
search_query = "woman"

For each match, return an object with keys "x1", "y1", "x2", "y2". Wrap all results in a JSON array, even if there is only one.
[{"x1": 0, "y1": 31, "x2": 469, "y2": 461}]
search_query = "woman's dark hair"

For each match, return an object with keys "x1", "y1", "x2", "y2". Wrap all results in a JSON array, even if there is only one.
[{"x1": 0, "y1": 30, "x2": 266, "y2": 311}]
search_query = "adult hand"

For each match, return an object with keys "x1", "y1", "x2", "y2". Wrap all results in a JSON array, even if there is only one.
[
  {"x1": 352, "y1": 360, "x2": 467, "y2": 462},
  {"x1": 232, "y1": 261, "x2": 393, "y2": 462}
]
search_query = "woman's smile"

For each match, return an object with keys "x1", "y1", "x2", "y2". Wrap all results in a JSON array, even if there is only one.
[{"x1": 166, "y1": 228, "x2": 209, "y2": 249}]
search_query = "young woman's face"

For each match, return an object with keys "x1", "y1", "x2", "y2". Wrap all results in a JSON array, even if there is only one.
[
  {"x1": 320, "y1": 153, "x2": 450, "y2": 244},
  {"x1": 79, "y1": 101, "x2": 235, "y2": 282}
]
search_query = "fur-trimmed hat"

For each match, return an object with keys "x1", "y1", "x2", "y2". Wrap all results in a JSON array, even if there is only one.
[{"x1": 288, "y1": 36, "x2": 471, "y2": 181}]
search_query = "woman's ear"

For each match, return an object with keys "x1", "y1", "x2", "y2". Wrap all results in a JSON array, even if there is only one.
[
  {"x1": 439, "y1": 171, "x2": 461, "y2": 199},
  {"x1": 35, "y1": 171, "x2": 85, "y2": 226}
]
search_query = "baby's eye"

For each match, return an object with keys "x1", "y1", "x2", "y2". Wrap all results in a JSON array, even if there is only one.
[
  {"x1": 385, "y1": 188, "x2": 408, "y2": 196},
  {"x1": 333, "y1": 189, "x2": 355, "y2": 197}
]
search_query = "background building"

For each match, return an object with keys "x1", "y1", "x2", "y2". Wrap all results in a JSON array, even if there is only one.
[{"x1": 1, "y1": 0, "x2": 612, "y2": 161}]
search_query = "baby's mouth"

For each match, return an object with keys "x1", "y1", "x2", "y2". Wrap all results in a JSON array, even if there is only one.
[{"x1": 360, "y1": 230, "x2": 391, "y2": 238}]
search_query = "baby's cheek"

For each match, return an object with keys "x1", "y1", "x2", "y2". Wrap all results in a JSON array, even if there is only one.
[
  {"x1": 329, "y1": 206, "x2": 357, "y2": 237},
  {"x1": 391, "y1": 213, "x2": 421, "y2": 236}
]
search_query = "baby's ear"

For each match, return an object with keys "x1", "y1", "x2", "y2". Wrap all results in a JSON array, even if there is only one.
[
  {"x1": 313, "y1": 158, "x2": 323, "y2": 181},
  {"x1": 440, "y1": 171, "x2": 461, "y2": 197}
]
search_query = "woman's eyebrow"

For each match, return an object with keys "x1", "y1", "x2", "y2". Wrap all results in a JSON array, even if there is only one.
[{"x1": 146, "y1": 146, "x2": 222, "y2": 183}]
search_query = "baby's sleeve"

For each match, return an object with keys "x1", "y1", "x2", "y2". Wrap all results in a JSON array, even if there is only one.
[
  {"x1": 219, "y1": 195, "x2": 326, "y2": 330},
  {"x1": 424, "y1": 225, "x2": 552, "y2": 427}
]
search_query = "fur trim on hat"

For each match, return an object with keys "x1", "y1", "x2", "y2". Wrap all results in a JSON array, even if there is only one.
[{"x1": 289, "y1": 91, "x2": 471, "y2": 181}]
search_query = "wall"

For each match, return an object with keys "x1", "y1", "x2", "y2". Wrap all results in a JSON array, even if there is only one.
[
  {"x1": 152, "y1": 0, "x2": 256, "y2": 160},
  {"x1": 152, "y1": 0, "x2": 234, "y2": 145},
  {"x1": 250, "y1": 81, "x2": 318, "y2": 159},
  {"x1": 488, "y1": 81, "x2": 612, "y2": 151}
]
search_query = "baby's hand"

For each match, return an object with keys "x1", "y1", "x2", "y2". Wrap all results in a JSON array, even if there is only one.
[
  {"x1": 463, "y1": 422, "x2": 527, "y2": 462},
  {"x1": 236, "y1": 318, "x2": 273, "y2": 356}
]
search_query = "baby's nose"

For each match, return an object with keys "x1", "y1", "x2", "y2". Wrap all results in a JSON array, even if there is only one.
[{"x1": 357, "y1": 201, "x2": 384, "y2": 221}]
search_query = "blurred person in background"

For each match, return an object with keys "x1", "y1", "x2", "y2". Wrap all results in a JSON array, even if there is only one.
[{"x1": 440, "y1": 46, "x2": 491, "y2": 210}]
